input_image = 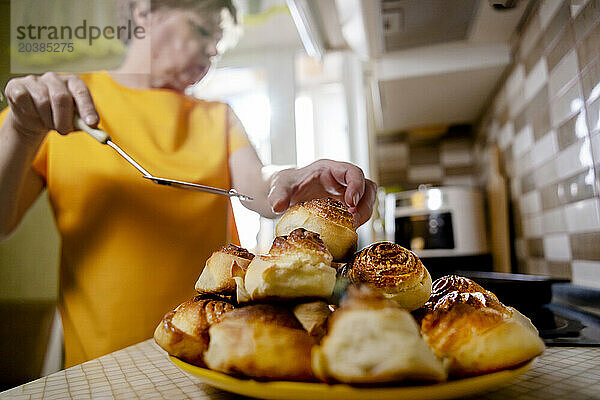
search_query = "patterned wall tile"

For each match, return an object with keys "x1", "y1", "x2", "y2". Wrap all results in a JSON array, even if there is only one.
[
  {"x1": 532, "y1": 106, "x2": 553, "y2": 140},
  {"x1": 547, "y1": 25, "x2": 576, "y2": 73},
  {"x1": 570, "y1": 231, "x2": 600, "y2": 260},
  {"x1": 550, "y1": 80, "x2": 584, "y2": 127},
  {"x1": 410, "y1": 144, "x2": 440, "y2": 166},
  {"x1": 564, "y1": 197, "x2": 600, "y2": 233},
  {"x1": 528, "y1": 238, "x2": 545, "y2": 257},
  {"x1": 543, "y1": 234, "x2": 573, "y2": 261},
  {"x1": 542, "y1": 206, "x2": 568, "y2": 234},
  {"x1": 573, "y1": 0, "x2": 599, "y2": 40},
  {"x1": 588, "y1": 95, "x2": 600, "y2": 133},
  {"x1": 555, "y1": 138, "x2": 594, "y2": 180},
  {"x1": 523, "y1": 213, "x2": 544, "y2": 238},
  {"x1": 513, "y1": 125, "x2": 535, "y2": 158},
  {"x1": 572, "y1": 260, "x2": 600, "y2": 288},
  {"x1": 581, "y1": 57, "x2": 600, "y2": 102},
  {"x1": 556, "y1": 111, "x2": 589, "y2": 150},
  {"x1": 577, "y1": 18, "x2": 600, "y2": 70},
  {"x1": 542, "y1": 2, "x2": 571, "y2": 48},
  {"x1": 525, "y1": 58, "x2": 549, "y2": 101},
  {"x1": 549, "y1": 50, "x2": 580, "y2": 98},
  {"x1": 532, "y1": 130, "x2": 559, "y2": 167}
]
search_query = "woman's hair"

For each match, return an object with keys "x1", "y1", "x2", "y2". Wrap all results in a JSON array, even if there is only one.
[{"x1": 116, "y1": 0, "x2": 239, "y2": 45}]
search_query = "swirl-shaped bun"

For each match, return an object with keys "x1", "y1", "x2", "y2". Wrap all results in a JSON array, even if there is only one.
[
  {"x1": 276, "y1": 198, "x2": 357, "y2": 261},
  {"x1": 269, "y1": 228, "x2": 333, "y2": 264},
  {"x1": 242, "y1": 228, "x2": 336, "y2": 301},
  {"x1": 153, "y1": 295, "x2": 235, "y2": 366},
  {"x1": 344, "y1": 242, "x2": 432, "y2": 311},
  {"x1": 416, "y1": 275, "x2": 545, "y2": 377},
  {"x1": 195, "y1": 244, "x2": 254, "y2": 295}
]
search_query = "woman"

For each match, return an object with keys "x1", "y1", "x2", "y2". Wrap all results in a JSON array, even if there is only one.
[{"x1": 0, "y1": 0, "x2": 376, "y2": 367}]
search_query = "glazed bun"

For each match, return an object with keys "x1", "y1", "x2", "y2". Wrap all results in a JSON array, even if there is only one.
[
  {"x1": 220, "y1": 304, "x2": 302, "y2": 329},
  {"x1": 153, "y1": 295, "x2": 234, "y2": 366},
  {"x1": 343, "y1": 242, "x2": 432, "y2": 311},
  {"x1": 276, "y1": 198, "x2": 357, "y2": 261},
  {"x1": 195, "y1": 244, "x2": 254, "y2": 295},
  {"x1": 243, "y1": 228, "x2": 337, "y2": 301},
  {"x1": 205, "y1": 305, "x2": 315, "y2": 381},
  {"x1": 416, "y1": 275, "x2": 545, "y2": 377},
  {"x1": 312, "y1": 286, "x2": 447, "y2": 383}
]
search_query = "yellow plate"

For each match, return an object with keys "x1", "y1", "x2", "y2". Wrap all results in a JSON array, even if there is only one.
[{"x1": 170, "y1": 356, "x2": 534, "y2": 400}]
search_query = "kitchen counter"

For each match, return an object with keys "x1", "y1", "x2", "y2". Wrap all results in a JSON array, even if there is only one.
[{"x1": 1, "y1": 340, "x2": 599, "y2": 400}]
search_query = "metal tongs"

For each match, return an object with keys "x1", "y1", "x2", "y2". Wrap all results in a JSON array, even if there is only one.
[{"x1": 73, "y1": 116, "x2": 253, "y2": 201}]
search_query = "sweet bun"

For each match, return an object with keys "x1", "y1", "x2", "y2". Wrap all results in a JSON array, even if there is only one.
[
  {"x1": 343, "y1": 242, "x2": 432, "y2": 311},
  {"x1": 417, "y1": 275, "x2": 545, "y2": 377},
  {"x1": 292, "y1": 301, "x2": 332, "y2": 339},
  {"x1": 276, "y1": 198, "x2": 357, "y2": 261},
  {"x1": 153, "y1": 295, "x2": 234, "y2": 366},
  {"x1": 243, "y1": 228, "x2": 336, "y2": 301},
  {"x1": 195, "y1": 244, "x2": 254, "y2": 294},
  {"x1": 220, "y1": 304, "x2": 302, "y2": 329},
  {"x1": 205, "y1": 307, "x2": 315, "y2": 381},
  {"x1": 312, "y1": 286, "x2": 447, "y2": 383}
]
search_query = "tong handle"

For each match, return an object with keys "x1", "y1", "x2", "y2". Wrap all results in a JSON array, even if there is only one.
[{"x1": 74, "y1": 115, "x2": 110, "y2": 144}]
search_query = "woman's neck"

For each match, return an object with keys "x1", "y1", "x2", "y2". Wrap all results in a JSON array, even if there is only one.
[{"x1": 109, "y1": 39, "x2": 153, "y2": 89}]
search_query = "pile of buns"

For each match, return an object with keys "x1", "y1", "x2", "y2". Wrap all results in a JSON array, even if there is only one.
[{"x1": 155, "y1": 197, "x2": 545, "y2": 384}]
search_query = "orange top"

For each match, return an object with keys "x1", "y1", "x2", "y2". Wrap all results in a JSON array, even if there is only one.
[{"x1": 0, "y1": 71, "x2": 250, "y2": 367}]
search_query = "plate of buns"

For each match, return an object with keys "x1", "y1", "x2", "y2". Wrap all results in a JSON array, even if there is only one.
[{"x1": 155, "y1": 198, "x2": 544, "y2": 400}]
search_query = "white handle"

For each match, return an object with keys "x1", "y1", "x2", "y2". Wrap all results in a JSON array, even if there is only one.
[{"x1": 73, "y1": 115, "x2": 110, "y2": 144}]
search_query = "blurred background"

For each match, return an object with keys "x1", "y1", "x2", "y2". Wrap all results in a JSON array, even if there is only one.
[{"x1": 1, "y1": 0, "x2": 600, "y2": 390}]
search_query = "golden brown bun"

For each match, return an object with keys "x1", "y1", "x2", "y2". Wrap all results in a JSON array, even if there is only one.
[
  {"x1": 243, "y1": 228, "x2": 336, "y2": 300},
  {"x1": 344, "y1": 242, "x2": 432, "y2": 311},
  {"x1": 292, "y1": 301, "x2": 332, "y2": 339},
  {"x1": 221, "y1": 304, "x2": 303, "y2": 329},
  {"x1": 153, "y1": 295, "x2": 235, "y2": 366},
  {"x1": 205, "y1": 318, "x2": 315, "y2": 381},
  {"x1": 276, "y1": 198, "x2": 358, "y2": 261},
  {"x1": 312, "y1": 286, "x2": 447, "y2": 383},
  {"x1": 195, "y1": 245, "x2": 254, "y2": 295},
  {"x1": 417, "y1": 275, "x2": 545, "y2": 377}
]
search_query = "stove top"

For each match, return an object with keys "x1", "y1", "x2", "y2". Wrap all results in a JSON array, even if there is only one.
[{"x1": 523, "y1": 303, "x2": 600, "y2": 346}]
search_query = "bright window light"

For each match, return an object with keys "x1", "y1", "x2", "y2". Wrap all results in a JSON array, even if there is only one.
[{"x1": 295, "y1": 95, "x2": 315, "y2": 167}]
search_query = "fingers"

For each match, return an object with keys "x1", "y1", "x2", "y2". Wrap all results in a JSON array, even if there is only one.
[
  {"x1": 26, "y1": 77, "x2": 54, "y2": 130},
  {"x1": 326, "y1": 161, "x2": 366, "y2": 207},
  {"x1": 3, "y1": 73, "x2": 98, "y2": 138},
  {"x1": 65, "y1": 75, "x2": 98, "y2": 126},
  {"x1": 40, "y1": 72, "x2": 74, "y2": 134},
  {"x1": 268, "y1": 170, "x2": 293, "y2": 213},
  {"x1": 348, "y1": 179, "x2": 377, "y2": 227},
  {"x1": 4, "y1": 79, "x2": 45, "y2": 136}
]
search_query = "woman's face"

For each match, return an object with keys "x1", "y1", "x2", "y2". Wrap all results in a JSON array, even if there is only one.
[{"x1": 147, "y1": 8, "x2": 223, "y2": 91}]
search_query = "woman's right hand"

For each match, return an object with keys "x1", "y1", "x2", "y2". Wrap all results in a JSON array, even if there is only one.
[{"x1": 4, "y1": 72, "x2": 99, "y2": 142}]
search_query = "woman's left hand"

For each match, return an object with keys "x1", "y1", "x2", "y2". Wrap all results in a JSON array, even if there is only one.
[{"x1": 268, "y1": 159, "x2": 377, "y2": 227}]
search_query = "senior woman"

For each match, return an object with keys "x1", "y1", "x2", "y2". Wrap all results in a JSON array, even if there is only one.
[{"x1": 0, "y1": 0, "x2": 376, "y2": 367}]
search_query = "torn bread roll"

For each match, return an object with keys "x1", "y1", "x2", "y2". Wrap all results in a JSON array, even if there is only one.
[
  {"x1": 416, "y1": 275, "x2": 545, "y2": 377},
  {"x1": 292, "y1": 301, "x2": 332, "y2": 339},
  {"x1": 153, "y1": 295, "x2": 234, "y2": 366},
  {"x1": 195, "y1": 244, "x2": 254, "y2": 295},
  {"x1": 276, "y1": 198, "x2": 357, "y2": 261},
  {"x1": 342, "y1": 242, "x2": 432, "y2": 311},
  {"x1": 312, "y1": 286, "x2": 447, "y2": 383},
  {"x1": 243, "y1": 228, "x2": 337, "y2": 301},
  {"x1": 204, "y1": 305, "x2": 315, "y2": 381}
]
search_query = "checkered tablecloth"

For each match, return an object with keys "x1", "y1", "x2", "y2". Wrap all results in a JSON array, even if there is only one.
[{"x1": 1, "y1": 340, "x2": 599, "y2": 399}]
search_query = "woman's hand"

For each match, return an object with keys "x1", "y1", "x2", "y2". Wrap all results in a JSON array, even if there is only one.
[
  {"x1": 268, "y1": 159, "x2": 377, "y2": 227},
  {"x1": 4, "y1": 72, "x2": 98, "y2": 142}
]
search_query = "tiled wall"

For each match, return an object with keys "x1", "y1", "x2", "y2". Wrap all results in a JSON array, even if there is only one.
[
  {"x1": 476, "y1": 0, "x2": 600, "y2": 287},
  {"x1": 376, "y1": 126, "x2": 476, "y2": 190}
]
